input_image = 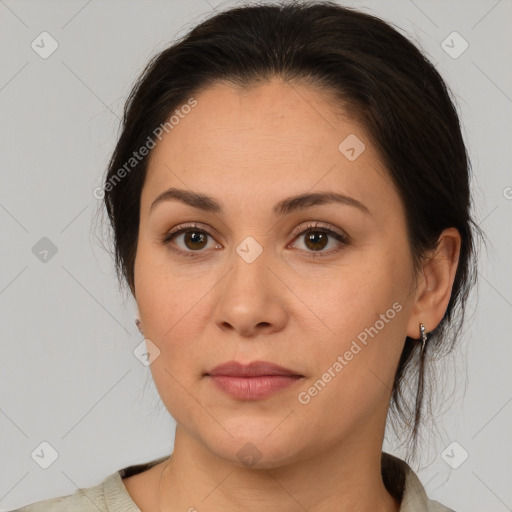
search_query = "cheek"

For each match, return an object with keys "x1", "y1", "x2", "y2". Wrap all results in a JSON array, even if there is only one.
[
  {"x1": 300, "y1": 251, "x2": 408, "y2": 338},
  {"x1": 290, "y1": 286, "x2": 408, "y2": 443},
  {"x1": 135, "y1": 241, "x2": 189, "y2": 326},
  {"x1": 294, "y1": 248, "x2": 411, "y2": 391},
  {"x1": 133, "y1": 241, "x2": 219, "y2": 360},
  {"x1": 133, "y1": 243, "x2": 211, "y2": 422}
]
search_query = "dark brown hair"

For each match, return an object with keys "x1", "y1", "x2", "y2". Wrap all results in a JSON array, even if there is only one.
[{"x1": 102, "y1": 0, "x2": 480, "y2": 462}]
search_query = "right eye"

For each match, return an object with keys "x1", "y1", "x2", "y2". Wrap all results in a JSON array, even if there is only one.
[{"x1": 161, "y1": 223, "x2": 221, "y2": 256}]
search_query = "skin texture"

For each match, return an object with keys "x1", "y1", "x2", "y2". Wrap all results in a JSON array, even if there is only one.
[{"x1": 123, "y1": 78, "x2": 461, "y2": 512}]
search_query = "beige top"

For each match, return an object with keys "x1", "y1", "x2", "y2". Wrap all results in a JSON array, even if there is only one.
[{"x1": 11, "y1": 452, "x2": 455, "y2": 512}]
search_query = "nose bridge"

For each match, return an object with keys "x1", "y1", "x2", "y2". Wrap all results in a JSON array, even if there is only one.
[
  {"x1": 230, "y1": 233, "x2": 272, "y2": 297},
  {"x1": 213, "y1": 232, "x2": 286, "y2": 335}
]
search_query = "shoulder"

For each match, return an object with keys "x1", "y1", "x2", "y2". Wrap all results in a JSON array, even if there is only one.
[
  {"x1": 402, "y1": 468, "x2": 456, "y2": 512},
  {"x1": 9, "y1": 455, "x2": 170, "y2": 512},
  {"x1": 8, "y1": 472, "x2": 137, "y2": 512},
  {"x1": 382, "y1": 452, "x2": 456, "y2": 512},
  {"x1": 8, "y1": 478, "x2": 108, "y2": 511}
]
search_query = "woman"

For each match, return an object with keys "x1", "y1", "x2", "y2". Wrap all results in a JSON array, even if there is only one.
[{"x1": 14, "y1": 1, "x2": 479, "y2": 511}]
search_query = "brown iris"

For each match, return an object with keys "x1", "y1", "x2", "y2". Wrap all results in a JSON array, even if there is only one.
[{"x1": 304, "y1": 231, "x2": 329, "y2": 251}]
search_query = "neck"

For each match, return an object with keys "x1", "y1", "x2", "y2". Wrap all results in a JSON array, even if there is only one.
[{"x1": 156, "y1": 425, "x2": 400, "y2": 512}]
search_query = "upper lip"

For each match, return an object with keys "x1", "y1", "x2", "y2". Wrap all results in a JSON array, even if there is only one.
[{"x1": 206, "y1": 360, "x2": 303, "y2": 377}]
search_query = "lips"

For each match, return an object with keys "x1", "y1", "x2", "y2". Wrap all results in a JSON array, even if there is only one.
[
  {"x1": 207, "y1": 360, "x2": 302, "y2": 377},
  {"x1": 205, "y1": 360, "x2": 304, "y2": 400}
]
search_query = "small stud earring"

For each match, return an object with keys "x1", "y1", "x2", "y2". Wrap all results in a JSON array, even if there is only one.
[
  {"x1": 135, "y1": 318, "x2": 143, "y2": 335},
  {"x1": 419, "y1": 323, "x2": 427, "y2": 353}
]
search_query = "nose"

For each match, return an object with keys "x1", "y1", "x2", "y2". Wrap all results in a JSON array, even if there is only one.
[{"x1": 213, "y1": 242, "x2": 288, "y2": 338}]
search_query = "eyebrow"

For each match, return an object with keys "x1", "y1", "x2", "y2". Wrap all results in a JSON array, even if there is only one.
[{"x1": 149, "y1": 187, "x2": 370, "y2": 216}]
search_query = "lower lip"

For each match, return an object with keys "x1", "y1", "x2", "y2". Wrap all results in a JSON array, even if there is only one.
[{"x1": 207, "y1": 375, "x2": 303, "y2": 400}]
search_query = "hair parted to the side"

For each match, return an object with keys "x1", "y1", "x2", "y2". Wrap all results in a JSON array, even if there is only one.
[{"x1": 102, "y1": 0, "x2": 481, "y2": 464}]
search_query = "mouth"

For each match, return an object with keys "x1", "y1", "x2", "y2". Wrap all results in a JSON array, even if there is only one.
[{"x1": 204, "y1": 360, "x2": 304, "y2": 401}]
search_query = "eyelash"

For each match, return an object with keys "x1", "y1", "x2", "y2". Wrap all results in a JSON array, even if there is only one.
[{"x1": 160, "y1": 221, "x2": 349, "y2": 259}]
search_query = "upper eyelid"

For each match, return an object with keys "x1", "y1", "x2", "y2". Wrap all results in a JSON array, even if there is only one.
[
  {"x1": 290, "y1": 221, "x2": 348, "y2": 240},
  {"x1": 164, "y1": 222, "x2": 219, "y2": 240}
]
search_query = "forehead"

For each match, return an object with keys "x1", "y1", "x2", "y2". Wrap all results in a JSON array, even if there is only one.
[{"x1": 142, "y1": 79, "x2": 399, "y2": 220}]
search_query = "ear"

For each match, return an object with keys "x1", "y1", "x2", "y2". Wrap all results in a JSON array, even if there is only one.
[{"x1": 406, "y1": 227, "x2": 461, "y2": 339}]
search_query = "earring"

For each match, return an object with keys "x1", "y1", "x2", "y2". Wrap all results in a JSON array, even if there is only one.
[
  {"x1": 419, "y1": 323, "x2": 427, "y2": 353},
  {"x1": 135, "y1": 318, "x2": 143, "y2": 335}
]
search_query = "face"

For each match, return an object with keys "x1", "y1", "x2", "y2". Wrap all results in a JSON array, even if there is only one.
[{"x1": 134, "y1": 79, "x2": 417, "y2": 467}]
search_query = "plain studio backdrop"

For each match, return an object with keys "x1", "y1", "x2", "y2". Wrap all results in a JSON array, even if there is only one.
[{"x1": 0, "y1": 1, "x2": 511, "y2": 510}]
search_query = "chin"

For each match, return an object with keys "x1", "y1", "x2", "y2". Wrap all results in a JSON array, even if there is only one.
[{"x1": 197, "y1": 421, "x2": 309, "y2": 470}]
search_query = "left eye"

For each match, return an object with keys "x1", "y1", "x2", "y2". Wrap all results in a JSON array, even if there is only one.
[
  {"x1": 289, "y1": 224, "x2": 348, "y2": 256},
  {"x1": 161, "y1": 222, "x2": 348, "y2": 257}
]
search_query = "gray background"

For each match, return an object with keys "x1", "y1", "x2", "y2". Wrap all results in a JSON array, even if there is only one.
[{"x1": 1, "y1": 0, "x2": 511, "y2": 510}]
